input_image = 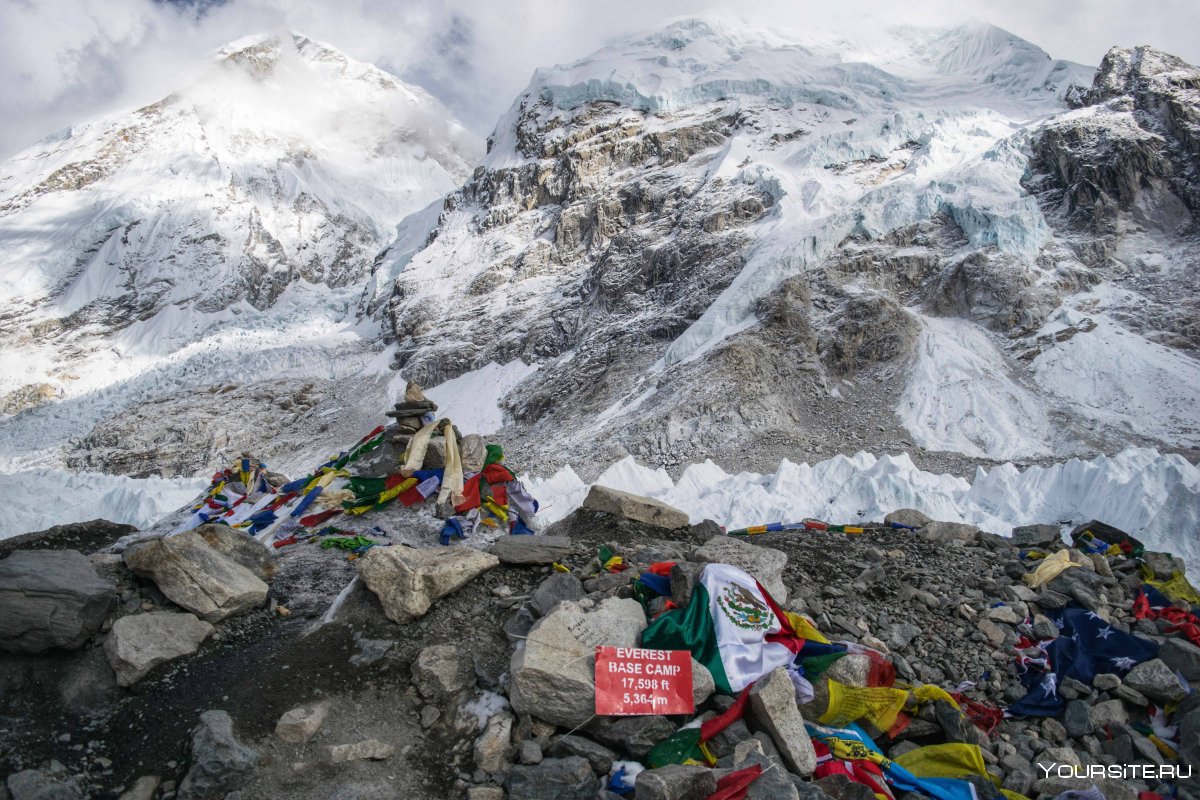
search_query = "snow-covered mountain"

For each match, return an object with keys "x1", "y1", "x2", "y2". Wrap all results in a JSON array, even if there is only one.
[
  {"x1": 0, "y1": 33, "x2": 480, "y2": 485},
  {"x1": 380, "y1": 18, "x2": 1200, "y2": 474},
  {"x1": 2, "y1": 19, "x2": 1199, "y2": 539}
]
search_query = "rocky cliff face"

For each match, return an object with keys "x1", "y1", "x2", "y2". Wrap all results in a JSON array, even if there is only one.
[{"x1": 380, "y1": 20, "x2": 1199, "y2": 474}]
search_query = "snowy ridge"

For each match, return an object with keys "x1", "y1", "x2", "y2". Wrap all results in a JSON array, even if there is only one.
[{"x1": 525, "y1": 448, "x2": 1200, "y2": 567}]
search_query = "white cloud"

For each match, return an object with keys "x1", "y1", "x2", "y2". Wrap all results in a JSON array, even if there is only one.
[{"x1": 1, "y1": 0, "x2": 1197, "y2": 159}]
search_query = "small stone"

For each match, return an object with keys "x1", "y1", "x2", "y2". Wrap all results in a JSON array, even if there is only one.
[
  {"x1": 507, "y1": 756, "x2": 598, "y2": 800},
  {"x1": 918, "y1": 521, "x2": 979, "y2": 544},
  {"x1": 546, "y1": 735, "x2": 617, "y2": 776},
  {"x1": 466, "y1": 788, "x2": 505, "y2": 800},
  {"x1": 817, "y1": 774, "x2": 876, "y2": 800},
  {"x1": 117, "y1": 775, "x2": 161, "y2": 800},
  {"x1": 976, "y1": 619, "x2": 1008, "y2": 648},
  {"x1": 412, "y1": 644, "x2": 474, "y2": 702},
  {"x1": 1090, "y1": 699, "x2": 1128, "y2": 728},
  {"x1": 474, "y1": 712, "x2": 513, "y2": 774},
  {"x1": 518, "y1": 740, "x2": 543, "y2": 765},
  {"x1": 275, "y1": 700, "x2": 331, "y2": 745},
  {"x1": 1010, "y1": 525, "x2": 1061, "y2": 548},
  {"x1": 1031, "y1": 615, "x2": 1058, "y2": 640},
  {"x1": 886, "y1": 623, "x2": 921, "y2": 650},
  {"x1": 420, "y1": 705, "x2": 441, "y2": 729},
  {"x1": 1064, "y1": 700, "x2": 1094, "y2": 739},
  {"x1": 1092, "y1": 673, "x2": 1120, "y2": 691},
  {"x1": 323, "y1": 739, "x2": 394, "y2": 763},
  {"x1": 178, "y1": 711, "x2": 259, "y2": 800},
  {"x1": 634, "y1": 765, "x2": 717, "y2": 800},
  {"x1": 986, "y1": 606, "x2": 1022, "y2": 625},
  {"x1": 1113, "y1": 683, "x2": 1149, "y2": 706},
  {"x1": 1160, "y1": 637, "x2": 1200, "y2": 681},
  {"x1": 1040, "y1": 717, "x2": 1067, "y2": 743}
]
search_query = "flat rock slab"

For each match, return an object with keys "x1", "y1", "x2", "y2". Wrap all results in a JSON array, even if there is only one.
[
  {"x1": 324, "y1": 739, "x2": 394, "y2": 763},
  {"x1": 582, "y1": 485, "x2": 689, "y2": 530},
  {"x1": 693, "y1": 536, "x2": 789, "y2": 603},
  {"x1": 357, "y1": 544, "x2": 499, "y2": 624},
  {"x1": 510, "y1": 597, "x2": 646, "y2": 728},
  {"x1": 0, "y1": 549, "x2": 115, "y2": 653},
  {"x1": 124, "y1": 534, "x2": 267, "y2": 623},
  {"x1": 104, "y1": 611, "x2": 214, "y2": 686},
  {"x1": 490, "y1": 535, "x2": 574, "y2": 564}
]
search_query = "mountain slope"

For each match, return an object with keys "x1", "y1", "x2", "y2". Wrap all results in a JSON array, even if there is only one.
[
  {"x1": 379, "y1": 18, "x2": 1200, "y2": 475},
  {"x1": 0, "y1": 33, "x2": 481, "y2": 479}
]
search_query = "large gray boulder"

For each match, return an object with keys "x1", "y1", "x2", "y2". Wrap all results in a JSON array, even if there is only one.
[
  {"x1": 748, "y1": 667, "x2": 817, "y2": 776},
  {"x1": 0, "y1": 549, "x2": 115, "y2": 653},
  {"x1": 582, "y1": 485, "x2": 689, "y2": 530},
  {"x1": 918, "y1": 521, "x2": 980, "y2": 544},
  {"x1": 693, "y1": 536, "x2": 789, "y2": 603},
  {"x1": 1123, "y1": 658, "x2": 1189, "y2": 703},
  {"x1": 510, "y1": 597, "x2": 646, "y2": 728},
  {"x1": 1011, "y1": 524, "x2": 1062, "y2": 548},
  {"x1": 178, "y1": 710, "x2": 260, "y2": 800},
  {"x1": 104, "y1": 611, "x2": 214, "y2": 686},
  {"x1": 191, "y1": 524, "x2": 275, "y2": 581},
  {"x1": 124, "y1": 534, "x2": 267, "y2": 623},
  {"x1": 356, "y1": 544, "x2": 498, "y2": 624},
  {"x1": 884, "y1": 509, "x2": 931, "y2": 528}
]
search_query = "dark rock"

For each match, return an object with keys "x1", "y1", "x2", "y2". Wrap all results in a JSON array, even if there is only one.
[
  {"x1": 178, "y1": 710, "x2": 260, "y2": 800},
  {"x1": 546, "y1": 735, "x2": 618, "y2": 776},
  {"x1": 0, "y1": 549, "x2": 115, "y2": 653},
  {"x1": 6, "y1": 767, "x2": 82, "y2": 800},
  {"x1": 817, "y1": 775, "x2": 877, "y2": 800},
  {"x1": 507, "y1": 756, "x2": 598, "y2": 800},
  {"x1": 1160, "y1": 637, "x2": 1200, "y2": 681},
  {"x1": 504, "y1": 606, "x2": 536, "y2": 642},
  {"x1": 634, "y1": 765, "x2": 717, "y2": 800},
  {"x1": 707, "y1": 719, "x2": 751, "y2": 759},
  {"x1": 1123, "y1": 658, "x2": 1188, "y2": 703},
  {"x1": 531, "y1": 574, "x2": 585, "y2": 617},
  {"x1": 669, "y1": 563, "x2": 705, "y2": 607},
  {"x1": 587, "y1": 716, "x2": 677, "y2": 760},
  {"x1": 1064, "y1": 699, "x2": 1094, "y2": 739},
  {"x1": 1010, "y1": 525, "x2": 1061, "y2": 549}
]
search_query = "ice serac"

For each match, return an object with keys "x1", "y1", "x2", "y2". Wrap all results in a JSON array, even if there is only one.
[
  {"x1": 381, "y1": 16, "x2": 1197, "y2": 476},
  {"x1": 0, "y1": 32, "x2": 481, "y2": 523}
]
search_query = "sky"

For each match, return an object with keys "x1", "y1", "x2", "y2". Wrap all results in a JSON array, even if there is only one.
[{"x1": 1, "y1": 0, "x2": 1198, "y2": 159}]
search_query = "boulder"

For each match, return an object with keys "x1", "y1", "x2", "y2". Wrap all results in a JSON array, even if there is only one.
[
  {"x1": 507, "y1": 757, "x2": 598, "y2": 800},
  {"x1": 412, "y1": 644, "x2": 475, "y2": 702},
  {"x1": 531, "y1": 573, "x2": 585, "y2": 617},
  {"x1": 509, "y1": 597, "x2": 646, "y2": 728},
  {"x1": 0, "y1": 549, "x2": 115, "y2": 653},
  {"x1": 1159, "y1": 637, "x2": 1200, "y2": 681},
  {"x1": 586, "y1": 716, "x2": 677, "y2": 760},
  {"x1": 178, "y1": 711, "x2": 260, "y2": 800},
  {"x1": 191, "y1": 524, "x2": 275, "y2": 581},
  {"x1": 356, "y1": 545, "x2": 498, "y2": 624},
  {"x1": 635, "y1": 765, "x2": 717, "y2": 800},
  {"x1": 103, "y1": 611, "x2": 214, "y2": 686},
  {"x1": 693, "y1": 536, "x2": 789, "y2": 603},
  {"x1": 460, "y1": 434, "x2": 487, "y2": 472},
  {"x1": 546, "y1": 735, "x2": 618, "y2": 776},
  {"x1": 275, "y1": 700, "x2": 331, "y2": 744},
  {"x1": 918, "y1": 521, "x2": 980, "y2": 544},
  {"x1": 884, "y1": 509, "x2": 932, "y2": 528},
  {"x1": 324, "y1": 740, "x2": 394, "y2": 763},
  {"x1": 582, "y1": 485, "x2": 689, "y2": 530},
  {"x1": 490, "y1": 535, "x2": 574, "y2": 565},
  {"x1": 1123, "y1": 658, "x2": 1188, "y2": 703},
  {"x1": 1010, "y1": 524, "x2": 1062, "y2": 548},
  {"x1": 474, "y1": 711, "x2": 514, "y2": 774},
  {"x1": 732, "y1": 739, "x2": 800, "y2": 800},
  {"x1": 6, "y1": 767, "x2": 82, "y2": 800},
  {"x1": 748, "y1": 667, "x2": 817, "y2": 776},
  {"x1": 124, "y1": 535, "x2": 267, "y2": 623}
]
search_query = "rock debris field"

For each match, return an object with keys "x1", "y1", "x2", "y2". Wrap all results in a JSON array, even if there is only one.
[{"x1": 1, "y1": 488, "x2": 1199, "y2": 800}]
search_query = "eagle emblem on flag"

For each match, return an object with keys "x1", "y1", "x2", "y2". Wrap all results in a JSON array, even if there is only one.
[{"x1": 716, "y1": 583, "x2": 775, "y2": 631}]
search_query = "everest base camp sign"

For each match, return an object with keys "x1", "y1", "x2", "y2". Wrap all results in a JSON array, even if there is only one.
[{"x1": 594, "y1": 646, "x2": 694, "y2": 716}]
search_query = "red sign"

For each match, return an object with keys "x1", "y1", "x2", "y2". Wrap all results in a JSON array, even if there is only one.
[{"x1": 594, "y1": 646, "x2": 694, "y2": 716}]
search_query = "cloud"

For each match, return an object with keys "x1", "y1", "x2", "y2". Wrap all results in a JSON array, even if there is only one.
[{"x1": 2, "y1": 0, "x2": 1198, "y2": 159}]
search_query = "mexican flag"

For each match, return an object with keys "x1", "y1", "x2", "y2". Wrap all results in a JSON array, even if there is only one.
[{"x1": 642, "y1": 563, "x2": 812, "y2": 692}]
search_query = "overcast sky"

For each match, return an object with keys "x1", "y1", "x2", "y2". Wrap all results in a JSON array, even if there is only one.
[{"x1": 1, "y1": 0, "x2": 1197, "y2": 159}]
